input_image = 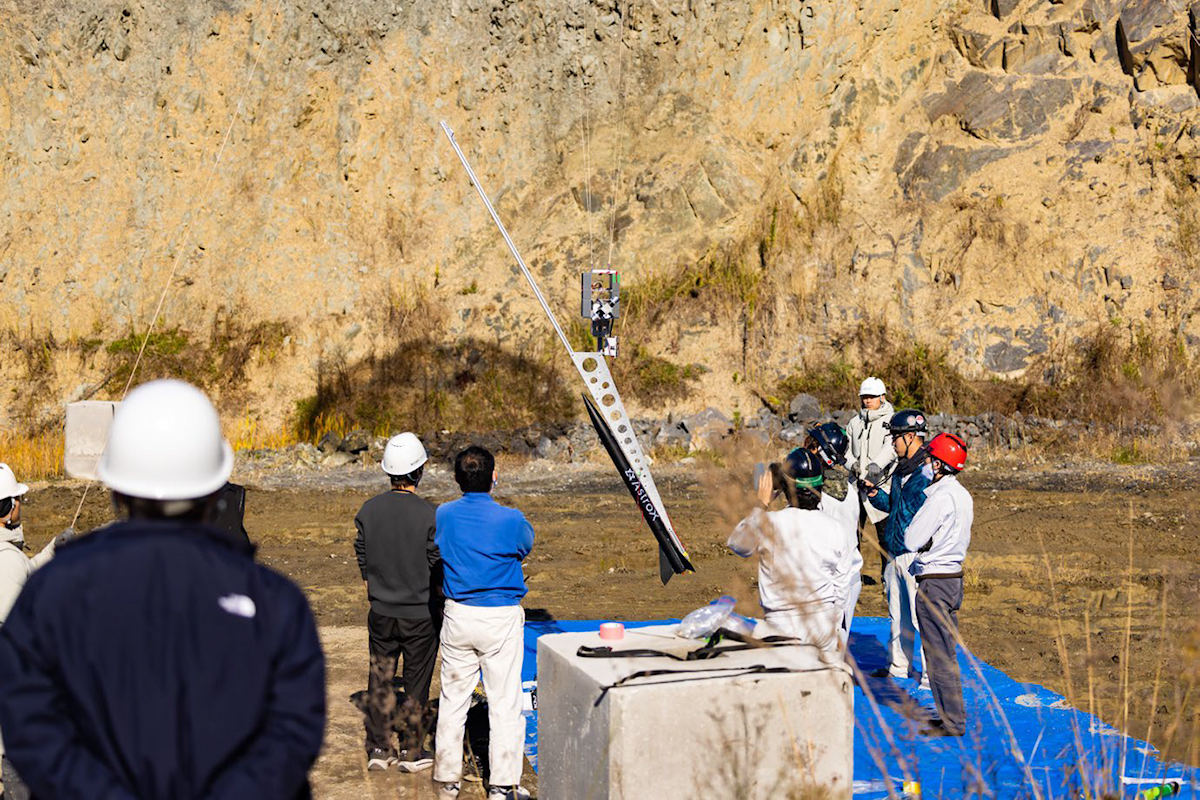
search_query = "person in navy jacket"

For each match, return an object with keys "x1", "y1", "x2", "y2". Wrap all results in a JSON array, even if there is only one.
[
  {"x1": 863, "y1": 409, "x2": 933, "y2": 683},
  {"x1": 0, "y1": 380, "x2": 325, "y2": 800},
  {"x1": 431, "y1": 446, "x2": 534, "y2": 800}
]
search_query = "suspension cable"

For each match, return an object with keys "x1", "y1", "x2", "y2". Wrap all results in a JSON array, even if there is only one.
[{"x1": 70, "y1": 0, "x2": 286, "y2": 528}]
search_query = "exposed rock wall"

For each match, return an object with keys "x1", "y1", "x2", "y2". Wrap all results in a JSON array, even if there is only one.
[{"x1": 2, "y1": 0, "x2": 1199, "y2": 430}]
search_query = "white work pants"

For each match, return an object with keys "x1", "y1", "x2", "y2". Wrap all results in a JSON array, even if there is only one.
[
  {"x1": 761, "y1": 602, "x2": 841, "y2": 656},
  {"x1": 433, "y1": 601, "x2": 525, "y2": 786},
  {"x1": 883, "y1": 552, "x2": 920, "y2": 676},
  {"x1": 840, "y1": 579, "x2": 862, "y2": 650}
]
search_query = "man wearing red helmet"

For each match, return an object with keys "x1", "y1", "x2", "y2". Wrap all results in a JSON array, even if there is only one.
[{"x1": 903, "y1": 433, "x2": 973, "y2": 737}]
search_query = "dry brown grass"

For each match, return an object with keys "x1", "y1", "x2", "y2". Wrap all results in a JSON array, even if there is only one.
[{"x1": 0, "y1": 429, "x2": 64, "y2": 481}]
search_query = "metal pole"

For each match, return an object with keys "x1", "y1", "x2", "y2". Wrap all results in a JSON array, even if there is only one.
[{"x1": 440, "y1": 121, "x2": 574, "y2": 354}]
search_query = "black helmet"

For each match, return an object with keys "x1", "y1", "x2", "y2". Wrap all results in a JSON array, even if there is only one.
[
  {"x1": 884, "y1": 409, "x2": 927, "y2": 436},
  {"x1": 783, "y1": 448, "x2": 824, "y2": 489},
  {"x1": 807, "y1": 422, "x2": 848, "y2": 467}
]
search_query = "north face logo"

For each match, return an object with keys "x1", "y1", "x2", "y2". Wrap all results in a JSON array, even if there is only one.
[{"x1": 218, "y1": 594, "x2": 256, "y2": 618}]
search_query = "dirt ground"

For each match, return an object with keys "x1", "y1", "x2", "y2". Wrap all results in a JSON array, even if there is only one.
[{"x1": 19, "y1": 457, "x2": 1200, "y2": 797}]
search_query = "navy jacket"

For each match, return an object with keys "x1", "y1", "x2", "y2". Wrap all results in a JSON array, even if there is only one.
[
  {"x1": 0, "y1": 520, "x2": 325, "y2": 800},
  {"x1": 869, "y1": 461, "x2": 934, "y2": 556}
]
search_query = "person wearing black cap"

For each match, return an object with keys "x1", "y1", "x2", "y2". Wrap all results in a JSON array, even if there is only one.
[
  {"x1": 728, "y1": 448, "x2": 848, "y2": 654},
  {"x1": 804, "y1": 423, "x2": 862, "y2": 648},
  {"x1": 863, "y1": 409, "x2": 932, "y2": 683}
]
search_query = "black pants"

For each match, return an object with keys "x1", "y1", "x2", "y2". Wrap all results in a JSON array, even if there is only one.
[
  {"x1": 915, "y1": 576, "x2": 966, "y2": 735},
  {"x1": 364, "y1": 610, "x2": 439, "y2": 753}
]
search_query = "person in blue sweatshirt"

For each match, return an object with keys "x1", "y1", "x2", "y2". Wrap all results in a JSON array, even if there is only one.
[
  {"x1": 432, "y1": 446, "x2": 534, "y2": 800},
  {"x1": 863, "y1": 409, "x2": 933, "y2": 682}
]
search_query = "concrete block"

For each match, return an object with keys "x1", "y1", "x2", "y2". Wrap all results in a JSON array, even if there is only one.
[
  {"x1": 64, "y1": 401, "x2": 118, "y2": 480},
  {"x1": 537, "y1": 625, "x2": 853, "y2": 799}
]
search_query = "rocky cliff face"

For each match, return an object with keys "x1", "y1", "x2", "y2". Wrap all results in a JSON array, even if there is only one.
[{"x1": 2, "y1": 0, "x2": 1198, "y2": 431}]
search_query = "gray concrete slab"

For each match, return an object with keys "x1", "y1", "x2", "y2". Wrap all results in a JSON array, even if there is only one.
[
  {"x1": 537, "y1": 624, "x2": 853, "y2": 800},
  {"x1": 64, "y1": 401, "x2": 118, "y2": 480}
]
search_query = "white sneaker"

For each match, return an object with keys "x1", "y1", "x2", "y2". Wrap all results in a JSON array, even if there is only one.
[
  {"x1": 397, "y1": 750, "x2": 434, "y2": 773},
  {"x1": 366, "y1": 748, "x2": 397, "y2": 770},
  {"x1": 487, "y1": 785, "x2": 532, "y2": 800},
  {"x1": 434, "y1": 781, "x2": 461, "y2": 799}
]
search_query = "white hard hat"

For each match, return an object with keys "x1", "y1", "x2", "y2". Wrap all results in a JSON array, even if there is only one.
[
  {"x1": 0, "y1": 464, "x2": 29, "y2": 499},
  {"x1": 97, "y1": 379, "x2": 233, "y2": 501},
  {"x1": 381, "y1": 432, "x2": 427, "y2": 476},
  {"x1": 859, "y1": 376, "x2": 887, "y2": 397}
]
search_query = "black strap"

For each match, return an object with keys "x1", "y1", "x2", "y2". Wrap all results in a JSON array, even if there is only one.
[
  {"x1": 578, "y1": 645, "x2": 687, "y2": 661},
  {"x1": 576, "y1": 629, "x2": 806, "y2": 663},
  {"x1": 592, "y1": 662, "x2": 840, "y2": 707},
  {"x1": 593, "y1": 665, "x2": 784, "y2": 706},
  {"x1": 916, "y1": 571, "x2": 963, "y2": 583}
]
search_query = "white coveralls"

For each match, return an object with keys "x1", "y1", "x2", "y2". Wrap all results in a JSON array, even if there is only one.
[
  {"x1": 727, "y1": 506, "x2": 846, "y2": 654},
  {"x1": 0, "y1": 526, "x2": 55, "y2": 624},
  {"x1": 0, "y1": 525, "x2": 56, "y2": 764},
  {"x1": 819, "y1": 479, "x2": 863, "y2": 648}
]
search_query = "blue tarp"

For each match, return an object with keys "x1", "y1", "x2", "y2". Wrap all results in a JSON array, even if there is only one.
[{"x1": 520, "y1": 617, "x2": 1197, "y2": 798}]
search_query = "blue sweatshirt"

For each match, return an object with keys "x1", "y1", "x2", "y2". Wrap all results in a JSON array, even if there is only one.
[
  {"x1": 436, "y1": 493, "x2": 534, "y2": 607},
  {"x1": 870, "y1": 462, "x2": 933, "y2": 556}
]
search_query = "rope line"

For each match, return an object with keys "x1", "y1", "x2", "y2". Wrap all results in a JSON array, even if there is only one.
[
  {"x1": 579, "y1": 47, "x2": 596, "y2": 269},
  {"x1": 606, "y1": 0, "x2": 629, "y2": 269},
  {"x1": 70, "y1": 0, "x2": 286, "y2": 528}
]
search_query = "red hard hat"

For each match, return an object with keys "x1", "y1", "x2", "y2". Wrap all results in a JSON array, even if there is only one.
[{"x1": 928, "y1": 432, "x2": 968, "y2": 472}]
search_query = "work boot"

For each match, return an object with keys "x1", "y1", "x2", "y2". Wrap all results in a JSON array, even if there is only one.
[
  {"x1": 486, "y1": 786, "x2": 531, "y2": 800},
  {"x1": 367, "y1": 748, "x2": 398, "y2": 770}
]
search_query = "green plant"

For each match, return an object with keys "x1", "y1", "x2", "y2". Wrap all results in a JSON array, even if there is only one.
[
  {"x1": 771, "y1": 321, "x2": 976, "y2": 414},
  {"x1": 613, "y1": 346, "x2": 706, "y2": 406}
]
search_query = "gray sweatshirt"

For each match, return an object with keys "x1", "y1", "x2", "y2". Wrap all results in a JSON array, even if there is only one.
[{"x1": 354, "y1": 492, "x2": 440, "y2": 618}]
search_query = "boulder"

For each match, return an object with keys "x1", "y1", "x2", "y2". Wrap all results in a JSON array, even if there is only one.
[
  {"x1": 778, "y1": 422, "x2": 807, "y2": 443},
  {"x1": 745, "y1": 407, "x2": 784, "y2": 433},
  {"x1": 680, "y1": 407, "x2": 732, "y2": 450},
  {"x1": 653, "y1": 420, "x2": 691, "y2": 450},
  {"x1": 322, "y1": 451, "x2": 355, "y2": 467},
  {"x1": 1116, "y1": 0, "x2": 1190, "y2": 90},
  {"x1": 534, "y1": 435, "x2": 568, "y2": 461},
  {"x1": 316, "y1": 431, "x2": 342, "y2": 454},
  {"x1": 339, "y1": 428, "x2": 372, "y2": 454},
  {"x1": 788, "y1": 393, "x2": 821, "y2": 422}
]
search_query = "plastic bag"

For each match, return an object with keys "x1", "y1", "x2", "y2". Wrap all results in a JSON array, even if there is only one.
[{"x1": 677, "y1": 597, "x2": 759, "y2": 638}]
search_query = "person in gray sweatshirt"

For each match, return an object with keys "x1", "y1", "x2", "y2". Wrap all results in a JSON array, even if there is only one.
[{"x1": 354, "y1": 433, "x2": 442, "y2": 773}]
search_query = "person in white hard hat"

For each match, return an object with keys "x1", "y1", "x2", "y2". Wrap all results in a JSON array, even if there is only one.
[
  {"x1": 0, "y1": 464, "x2": 60, "y2": 624},
  {"x1": 0, "y1": 379, "x2": 325, "y2": 800},
  {"x1": 353, "y1": 432, "x2": 442, "y2": 773},
  {"x1": 845, "y1": 377, "x2": 896, "y2": 554},
  {"x1": 0, "y1": 463, "x2": 69, "y2": 800}
]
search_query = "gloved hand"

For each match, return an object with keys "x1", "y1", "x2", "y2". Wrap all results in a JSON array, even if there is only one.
[{"x1": 53, "y1": 527, "x2": 76, "y2": 547}]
